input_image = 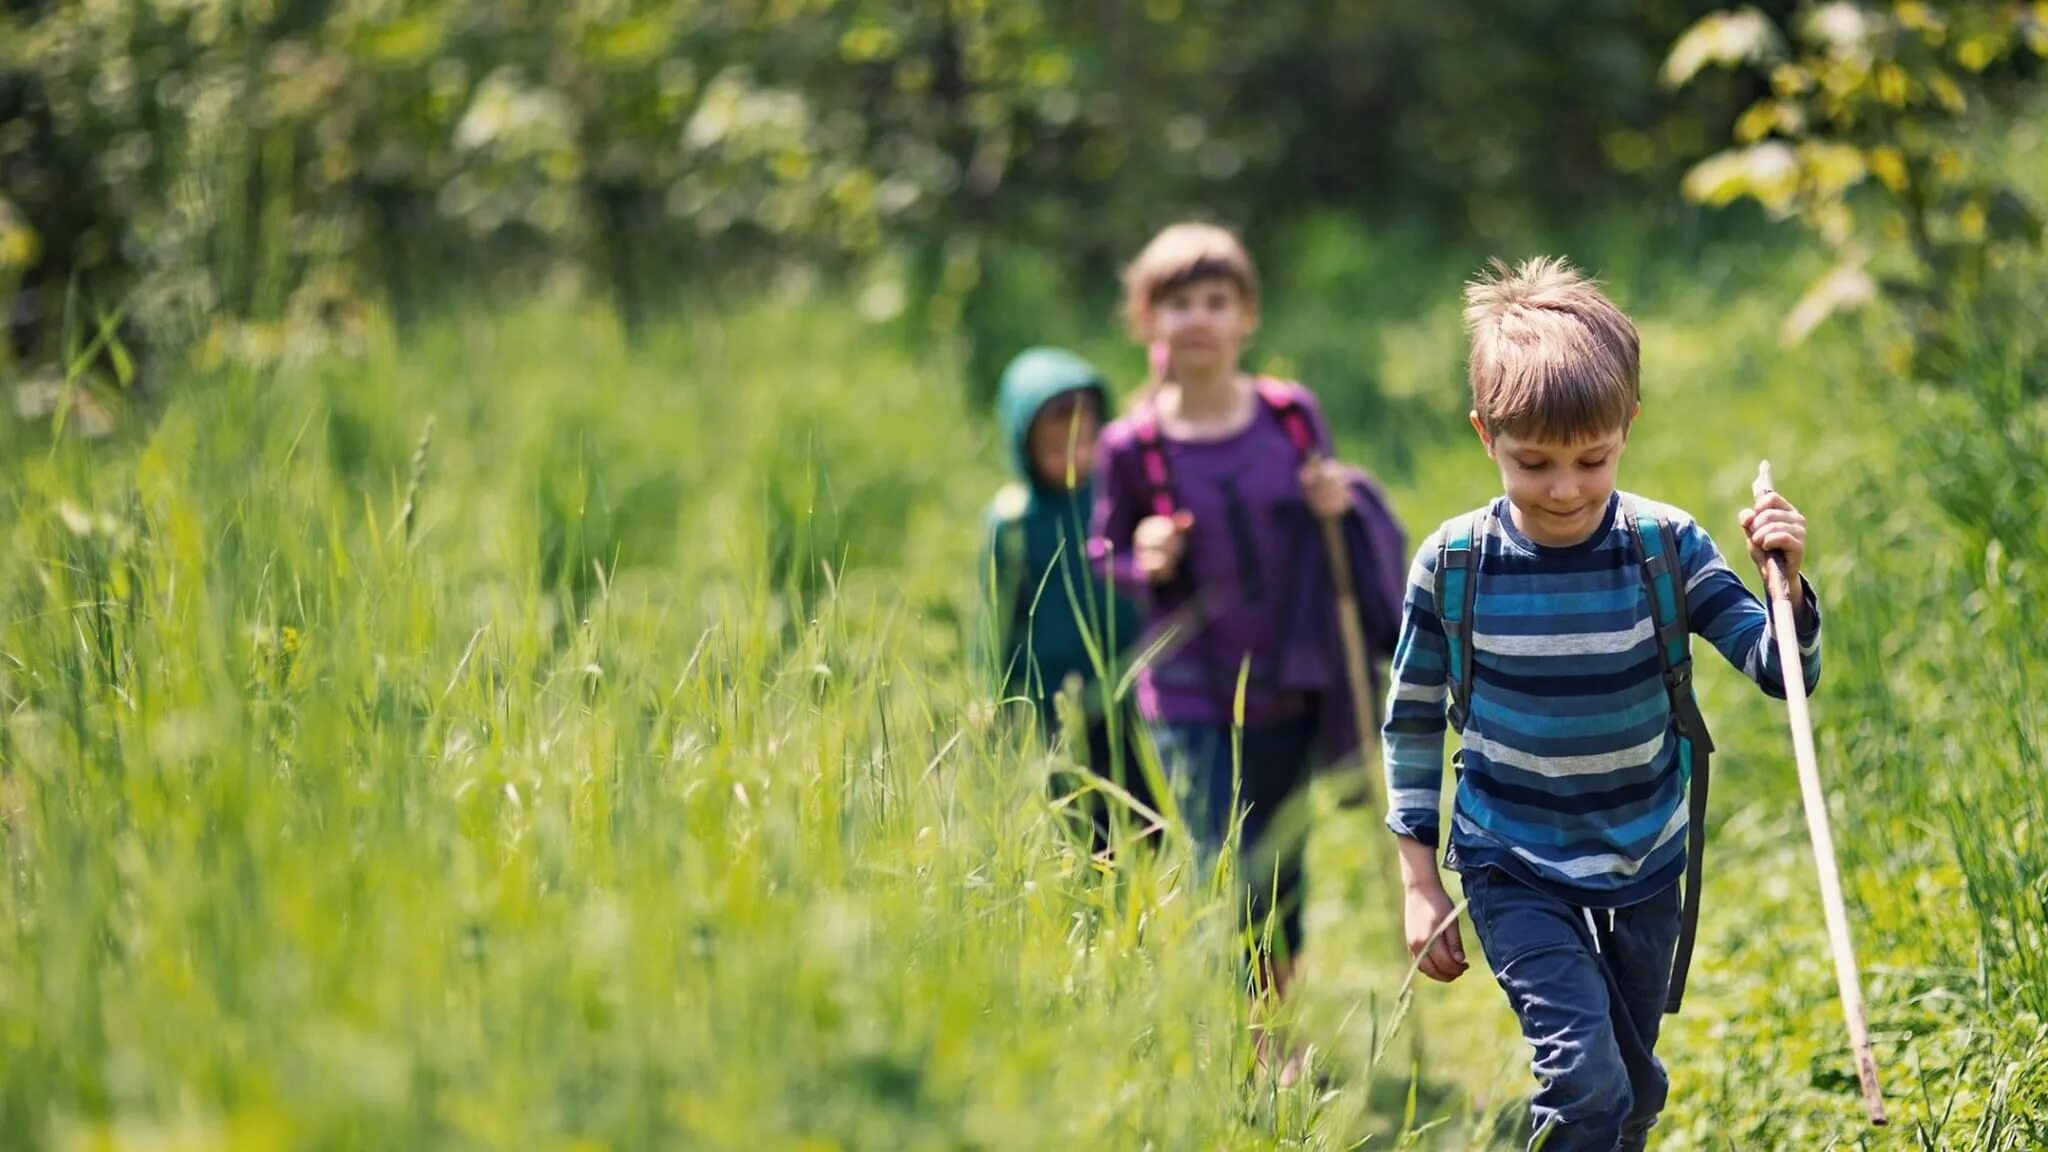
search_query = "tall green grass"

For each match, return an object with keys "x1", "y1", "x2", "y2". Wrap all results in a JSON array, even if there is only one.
[
  {"x1": 2, "y1": 234, "x2": 2045, "y2": 1149},
  {"x1": 0, "y1": 302, "x2": 1418, "y2": 1151}
]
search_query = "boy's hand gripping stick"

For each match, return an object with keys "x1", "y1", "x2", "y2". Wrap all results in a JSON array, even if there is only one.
[{"x1": 1753, "y1": 461, "x2": 1887, "y2": 1126}]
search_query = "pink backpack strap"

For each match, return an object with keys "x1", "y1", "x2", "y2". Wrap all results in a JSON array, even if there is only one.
[
  {"x1": 1129, "y1": 406, "x2": 1179, "y2": 519},
  {"x1": 1254, "y1": 377, "x2": 1319, "y2": 459}
]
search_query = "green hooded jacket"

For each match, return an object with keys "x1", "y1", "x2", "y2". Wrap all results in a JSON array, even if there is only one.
[{"x1": 980, "y1": 347, "x2": 1141, "y2": 721}]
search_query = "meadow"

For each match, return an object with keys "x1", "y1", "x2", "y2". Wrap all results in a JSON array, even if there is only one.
[{"x1": 0, "y1": 218, "x2": 2044, "y2": 1150}]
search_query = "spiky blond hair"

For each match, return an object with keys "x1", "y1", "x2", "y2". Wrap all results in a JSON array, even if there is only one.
[{"x1": 1464, "y1": 256, "x2": 1640, "y2": 443}]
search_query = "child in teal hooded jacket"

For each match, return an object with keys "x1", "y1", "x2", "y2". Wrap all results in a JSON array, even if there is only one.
[{"x1": 981, "y1": 347, "x2": 1150, "y2": 848}]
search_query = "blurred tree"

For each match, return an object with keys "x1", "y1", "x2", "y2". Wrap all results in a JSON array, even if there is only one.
[
  {"x1": 1668, "y1": 1, "x2": 2048, "y2": 368},
  {"x1": 0, "y1": 0, "x2": 1829, "y2": 383}
]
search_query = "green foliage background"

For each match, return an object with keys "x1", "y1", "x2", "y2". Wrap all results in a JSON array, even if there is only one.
[
  {"x1": 1, "y1": 1, "x2": 1791, "y2": 362},
  {"x1": 3, "y1": 2, "x2": 2048, "y2": 1148}
]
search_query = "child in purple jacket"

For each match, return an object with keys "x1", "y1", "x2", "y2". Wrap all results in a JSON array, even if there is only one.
[{"x1": 1088, "y1": 222, "x2": 1405, "y2": 1079}]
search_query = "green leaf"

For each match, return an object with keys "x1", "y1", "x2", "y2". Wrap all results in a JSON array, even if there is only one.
[
  {"x1": 1682, "y1": 142, "x2": 1800, "y2": 213},
  {"x1": 1664, "y1": 7, "x2": 1783, "y2": 88},
  {"x1": 360, "y1": 17, "x2": 444, "y2": 65},
  {"x1": 1985, "y1": 187, "x2": 2045, "y2": 246},
  {"x1": 1797, "y1": 139, "x2": 1868, "y2": 199},
  {"x1": 589, "y1": 17, "x2": 673, "y2": 65},
  {"x1": 108, "y1": 338, "x2": 134, "y2": 389},
  {"x1": 1781, "y1": 259, "x2": 1877, "y2": 345}
]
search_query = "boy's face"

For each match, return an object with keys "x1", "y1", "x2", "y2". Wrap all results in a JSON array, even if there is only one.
[
  {"x1": 1144, "y1": 278, "x2": 1257, "y2": 379},
  {"x1": 1028, "y1": 391, "x2": 1102, "y2": 490},
  {"x1": 1473, "y1": 411, "x2": 1636, "y2": 547}
]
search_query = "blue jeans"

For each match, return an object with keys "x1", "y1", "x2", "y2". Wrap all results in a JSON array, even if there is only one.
[
  {"x1": 1151, "y1": 715, "x2": 1318, "y2": 961},
  {"x1": 1044, "y1": 709, "x2": 1157, "y2": 854},
  {"x1": 1461, "y1": 867, "x2": 1683, "y2": 1152}
]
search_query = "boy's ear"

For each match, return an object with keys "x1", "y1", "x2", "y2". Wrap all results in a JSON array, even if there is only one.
[
  {"x1": 1134, "y1": 301, "x2": 1161, "y2": 343},
  {"x1": 1469, "y1": 410, "x2": 1494, "y2": 455}
]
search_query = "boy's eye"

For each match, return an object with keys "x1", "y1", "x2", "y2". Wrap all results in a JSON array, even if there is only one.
[
  {"x1": 1517, "y1": 460, "x2": 1549, "y2": 471},
  {"x1": 1579, "y1": 457, "x2": 1609, "y2": 468}
]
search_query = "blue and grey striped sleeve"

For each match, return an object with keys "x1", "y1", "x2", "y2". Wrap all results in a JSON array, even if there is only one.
[
  {"x1": 1382, "y1": 529, "x2": 1451, "y2": 846},
  {"x1": 1675, "y1": 513, "x2": 1821, "y2": 699}
]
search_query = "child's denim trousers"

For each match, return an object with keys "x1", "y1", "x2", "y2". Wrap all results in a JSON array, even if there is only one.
[
  {"x1": 1151, "y1": 714, "x2": 1318, "y2": 962},
  {"x1": 1461, "y1": 865, "x2": 1684, "y2": 1152}
]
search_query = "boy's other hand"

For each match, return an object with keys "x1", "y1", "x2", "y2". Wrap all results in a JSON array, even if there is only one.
[
  {"x1": 1738, "y1": 490, "x2": 1807, "y2": 590},
  {"x1": 1134, "y1": 511, "x2": 1194, "y2": 584},
  {"x1": 1299, "y1": 458, "x2": 1350, "y2": 520},
  {"x1": 1405, "y1": 879, "x2": 1469, "y2": 983}
]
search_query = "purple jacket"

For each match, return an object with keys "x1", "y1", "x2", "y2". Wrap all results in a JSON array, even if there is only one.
[{"x1": 1087, "y1": 381, "x2": 1406, "y2": 767}]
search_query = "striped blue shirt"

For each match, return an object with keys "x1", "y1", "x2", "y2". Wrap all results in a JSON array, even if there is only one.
[{"x1": 1382, "y1": 491, "x2": 1821, "y2": 906}]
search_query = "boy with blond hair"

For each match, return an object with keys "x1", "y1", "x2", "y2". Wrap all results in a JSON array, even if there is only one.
[
  {"x1": 1090, "y1": 221, "x2": 1405, "y2": 1081},
  {"x1": 1383, "y1": 257, "x2": 1820, "y2": 1150}
]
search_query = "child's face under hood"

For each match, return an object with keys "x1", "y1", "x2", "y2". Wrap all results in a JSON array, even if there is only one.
[
  {"x1": 1026, "y1": 392, "x2": 1101, "y2": 490},
  {"x1": 996, "y1": 347, "x2": 1111, "y2": 493}
]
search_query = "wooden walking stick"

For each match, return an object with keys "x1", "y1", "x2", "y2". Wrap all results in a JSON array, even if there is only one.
[
  {"x1": 1316, "y1": 509, "x2": 1384, "y2": 813},
  {"x1": 1315, "y1": 490, "x2": 1432, "y2": 1068},
  {"x1": 1281, "y1": 381, "x2": 1423, "y2": 1060},
  {"x1": 1752, "y1": 461, "x2": 1887, "y2": 1126}
]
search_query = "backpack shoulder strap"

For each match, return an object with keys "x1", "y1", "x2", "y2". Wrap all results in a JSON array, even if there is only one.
[
  {"x1": 1253, "y1": 376, "x2": 1318, "y2": 459},
  {"x1": 1136, "y1": 380, "x2": 1315, "y2": 517},
  {"x1": 1621, "y1": 495, "x2": 1716, "y2": 1016},
  {"x1": 1128, "y1": 407, "x2": 1178, "y2": 519},
  {"x1": 1622, "y1": 497, "x2": 1713, "y2": 751},
  {"x1": 1433, "y1": 508, "x2": 1489, "y2": 733}
]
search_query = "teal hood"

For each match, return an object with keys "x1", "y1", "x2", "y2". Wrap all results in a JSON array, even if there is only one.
[{"x1": 996, "y1": 347, "x2": 1109, "y2": 490}]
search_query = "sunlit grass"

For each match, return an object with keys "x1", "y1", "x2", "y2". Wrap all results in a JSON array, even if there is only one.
[{"x1": 1, "y1": 253, "x2": 2043, "y2": 1149}]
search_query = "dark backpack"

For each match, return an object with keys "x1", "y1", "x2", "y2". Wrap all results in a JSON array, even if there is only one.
[{"x1": 1433, "y1": 497, "x2": 1715, "y2": 1014}]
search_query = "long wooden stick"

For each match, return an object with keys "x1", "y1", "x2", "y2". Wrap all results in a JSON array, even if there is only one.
[
  {"x1": 1752, "y1": 461, "x2": 1886, "y2": 1126},
  {"x1": 1311, "y1": 464, "x2": 1425, "y2": 1068},
  {"x1": 1318, "y1": 514, "x2": 1385, "y2": 813}
]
